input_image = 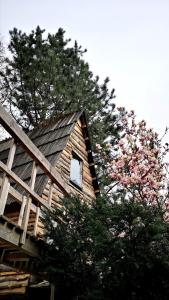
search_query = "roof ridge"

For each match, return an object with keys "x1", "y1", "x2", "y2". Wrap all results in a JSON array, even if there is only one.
[{"x1": 28, "y1": 110, "x2": 84, "y2": 134}]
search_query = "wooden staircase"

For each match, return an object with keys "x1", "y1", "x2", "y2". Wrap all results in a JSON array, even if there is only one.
[{"x1": 0, "y1": 103, "x2": 69, "y2": 271}]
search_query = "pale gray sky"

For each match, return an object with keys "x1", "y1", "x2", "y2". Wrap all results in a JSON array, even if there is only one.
[{"x1": 0, "y1": 0, "x2": 169, "y2": 136}]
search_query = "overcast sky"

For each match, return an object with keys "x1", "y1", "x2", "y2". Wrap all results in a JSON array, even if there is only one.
[{"x1": 0, "y1": 0, "x2": 169, "y2": 137}]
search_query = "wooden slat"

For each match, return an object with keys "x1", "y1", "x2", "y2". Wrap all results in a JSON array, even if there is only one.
[
  {"x1": 0, "y1": 287, "x2": 27, "y2": 295},
  {"x1": 6, "y1": 139, "x2": 16, "y2": 169},
  {"x1": 0, "y1": 103, "x2": 69, "y2": 194},
  {"x1": 33, "y1": 206, "x2": 40, "y2": 236},
  {"x1": 0, "y1": 161, "x2": 50, "y2": 209},
  {"x1": 0, "y1": 177, "x2": 38, "y2": 214},
  {"x1": 0, "y1": 176, "x2": 10, "y2": 215},
  {"x1": 20, "y1": 161, "x2": 38, "y2": 244},
  {"x1": 0, "y1": 140, "x2": 16, "y2": 215},
  {"x1": 18, "y1": 196, "x2": 26, "y2": 227},
  {"x1": 30, "y1": 161, "x2": 37, "y2": 190},
  {"x1": 20, "y1": 197, "x2": 32, "y2": 245},
  {"x1": 0, "y1": 270, "x2": 29, "y2": 295}
]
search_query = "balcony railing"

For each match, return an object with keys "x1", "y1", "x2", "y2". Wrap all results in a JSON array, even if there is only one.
[{"x1": 0, "y1": 103, "x2": 69, "y2": 248}]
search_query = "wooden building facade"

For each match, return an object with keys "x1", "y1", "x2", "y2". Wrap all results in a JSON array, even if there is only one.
[{"x1": 0, "y1": 104, "x2": 99, "y2": 298}]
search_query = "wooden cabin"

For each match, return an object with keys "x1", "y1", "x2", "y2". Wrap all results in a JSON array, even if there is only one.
[{"x1": 0, "y1": 104, "x2": 99, "y2": 298}]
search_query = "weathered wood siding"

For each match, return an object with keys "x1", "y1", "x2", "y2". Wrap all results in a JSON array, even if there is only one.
[
  {"x1": 63, "y1": 120, "x2": 96, "y2": 200},
  {"x1": 39, "y1": 120, "x2": 96, "y2": 231},
  {"x1": 2, "y1": 120, "x2": 96, "y2": 238},
  {"x1": 0, "y1": 271, "x2": 30, "y2": 295}
]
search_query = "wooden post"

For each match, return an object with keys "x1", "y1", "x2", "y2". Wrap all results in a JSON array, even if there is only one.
[
  {"x1": 0, "y1": 140, "x2": 16, "y2": 215},
  {"x1": 20, "y1": 162, "x2": 37, "y2": 245},
  {"x1": 50, "y1": 283, "x2": 55, "y2": 300},
  {"x1": 20, "y1": 197, "x2": 32, "y2": 245},
  {"x1": 6, "y1": 139, "x2": 17, "y2": 169},
  {"x1": 18, "y1": 196, "x2": 26, "y2": 227},
  {"x1": 29, "y1": 162, "x2": 37, "y2": 190},
  {"x1": 33, "y1": 206, "x2": 40, "y2": 236}
]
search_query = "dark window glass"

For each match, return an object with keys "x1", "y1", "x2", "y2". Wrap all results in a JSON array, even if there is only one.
[{"x1": 70, "y1": 154, "x2": 82, "y2": 187}]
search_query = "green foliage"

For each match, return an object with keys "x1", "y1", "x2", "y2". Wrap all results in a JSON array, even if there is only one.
[
  {"x1": 0, "y1": 26, "x2": 126, "y2": 191},
  {"x1": 43, "y1": 196, "x2": 102, "y2": 300},
  {"x1": 43, "y1": 196, "x2": 169, "y2": 300},
  {"x1": 0, "y1": 26, "x2": 119, "y2": 146}
]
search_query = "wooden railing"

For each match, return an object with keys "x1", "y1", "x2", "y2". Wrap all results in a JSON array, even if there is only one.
[{"x1": 0, "y1": 103, "x2": 69, "y2": 247}]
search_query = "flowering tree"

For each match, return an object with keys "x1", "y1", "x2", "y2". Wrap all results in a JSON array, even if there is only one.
[
  {"x1": 42, "y1": 109, "x2": 169, "y2": 299},
  {"x1": 96, "y1": 108, "x2": 169, "y2": 215},
  {"x1": 42, "y1": 109, "x2": 169, "y2": 300}
]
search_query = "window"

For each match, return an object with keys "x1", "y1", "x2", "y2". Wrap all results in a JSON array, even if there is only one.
[{"x1": 70, "y1": 153, "x2": 82, "y2": 188}]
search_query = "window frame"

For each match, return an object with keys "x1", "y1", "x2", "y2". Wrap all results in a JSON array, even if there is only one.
[{"x1": 69, "y1": 151, "x2": 83, "y2": 190}]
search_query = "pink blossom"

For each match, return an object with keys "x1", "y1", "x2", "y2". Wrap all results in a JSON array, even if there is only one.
[
  {"x1": 116, "y1": 160, "x2": 125, "y2": 169},
  {"x1": 121, "y1": 177, "x2": 130, "y2": 185},
  {"x1": 118, "y1": 231, "x2": 126, "y2": 238},
  {"x1": 118, "y1": 140, "x2": 125, "y2": 146},
  {"x1": 96, "y1": 143, "x2": 102, "y2": 150},
  {"x1": 98, "y1": 108, "x2": 169, "y2": 216},
  {"x1": 111, "y1": 172, "x2": 117, "y2": 179}
]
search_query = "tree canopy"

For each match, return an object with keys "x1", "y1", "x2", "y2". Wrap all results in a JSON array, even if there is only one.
[
  {"x1": 43, "y1": 195, "x2": 169, "y2": 300},
  {"x1": 0, "y1": 26, "x2": 120, "y2": 146},
  {"x1": 0, "y1": 38, "x2": 4, "y2": 67}
]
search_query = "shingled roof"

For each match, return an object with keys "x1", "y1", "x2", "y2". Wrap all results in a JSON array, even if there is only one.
[{"x1": 0, "y1": 111, "x2": 99, "y2": 196}]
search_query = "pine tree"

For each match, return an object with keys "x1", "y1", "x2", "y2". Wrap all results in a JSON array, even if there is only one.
[
  {"x1": 0, "y1": 26, "x2": 120, "y2": 146},
  {"x1": 0, "y1": 38, "x2": 4, "y2": 67}
]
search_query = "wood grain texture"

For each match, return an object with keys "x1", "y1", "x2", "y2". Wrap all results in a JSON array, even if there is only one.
[
  {"x1": 0, "y1": 271, "x2": 30, "y2": 295},
  {"x1": 41, "y1": 120, "x2": 96, "y2": 210}
]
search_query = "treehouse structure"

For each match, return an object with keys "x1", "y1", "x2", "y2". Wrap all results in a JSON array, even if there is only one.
[{"x1": 0, "y1": 104, "x2": 99, "y2": 298}]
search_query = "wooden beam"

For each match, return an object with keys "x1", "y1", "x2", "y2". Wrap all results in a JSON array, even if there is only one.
[
  {"x1": 4, "y1": 252, "x2": 30, "y2": 262},
  {"x1": 0, "y1": 217, "x2": 39, "y2": 256},
  {"x1": 0, "y1": 103, "x2": 69, "y2": 194}
]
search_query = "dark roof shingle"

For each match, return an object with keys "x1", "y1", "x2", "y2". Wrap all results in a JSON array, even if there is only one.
[{"x1": 0, "y1": 112, "x2": 83, "y2": 195}]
